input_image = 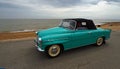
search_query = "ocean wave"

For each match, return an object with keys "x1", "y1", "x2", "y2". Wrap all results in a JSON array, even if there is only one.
[{"x1": 10, "y1": 29, "x2": 35, "y2": 33}]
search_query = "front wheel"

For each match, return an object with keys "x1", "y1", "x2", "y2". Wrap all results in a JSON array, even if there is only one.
[
  {"x1": 96, "y1": 37, "x2": 104, "y2": 46},
  {"x1": 46, "y1": 45, "x2": 61, "y2": 58}
]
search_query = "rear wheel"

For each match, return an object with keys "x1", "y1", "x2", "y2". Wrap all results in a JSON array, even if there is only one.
[
  {"x1": 46, "y1": 45, "x2": 61, "y2": 58},
  {"x1": 96, "y1": 37, "x2": 104, "y2": 46}
]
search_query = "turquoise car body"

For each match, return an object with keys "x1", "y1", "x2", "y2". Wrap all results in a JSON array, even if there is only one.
[{"x1": 35, "y1": 18, "x2": 111, "y2": 52}]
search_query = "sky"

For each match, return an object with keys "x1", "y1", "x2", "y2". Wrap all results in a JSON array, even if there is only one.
[{"x1": 0, "y1": 0, "x2": 120, "y2": 19}]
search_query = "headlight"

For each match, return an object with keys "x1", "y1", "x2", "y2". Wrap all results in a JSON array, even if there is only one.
[
  {"x1": 35, "y1": 31, "x2": 38, "y2": 34},
  {"x1": 37, "y1": 37, "x2": 42, "y2": 47},
  {"x1": 38, "y1": 38, "x2": 42, "y2": 41}
]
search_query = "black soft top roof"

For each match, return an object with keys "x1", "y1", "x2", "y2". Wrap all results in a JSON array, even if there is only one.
[
  {"x1": 64, "y1": 18, "x2": 92, "y2": 22},
  {"x1": 63, "y1": 18, "x2": 96, "y2": 29}
]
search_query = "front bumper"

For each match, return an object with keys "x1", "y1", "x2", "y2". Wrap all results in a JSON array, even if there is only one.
[
  {"x1": 34, "y1": 40, "x2": 44, "y2": 52},
  {"x1": 35, "y1": 45, "x2": 44, "y2": 52}
]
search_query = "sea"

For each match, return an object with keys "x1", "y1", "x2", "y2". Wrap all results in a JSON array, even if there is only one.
[{"x1": 0, "y1": 19, "x2": 120, "y2": 32}]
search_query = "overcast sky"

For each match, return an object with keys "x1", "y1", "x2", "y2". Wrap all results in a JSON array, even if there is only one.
[{"x1": 0, "y1": 0, "x2": 120, "y2": 19}]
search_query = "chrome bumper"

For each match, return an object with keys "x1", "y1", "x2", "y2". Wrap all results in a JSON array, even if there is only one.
[
  {"x1": 35, "y1": 45, "x2": 44, "y2": 52},
  {"x1": 34, "y1": 39, "x2": 44, "y2": 52}
]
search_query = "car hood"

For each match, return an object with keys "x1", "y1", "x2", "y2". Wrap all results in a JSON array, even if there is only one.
[{"x1": 37, "y1": 27, "x2": 71, "y2": 37}]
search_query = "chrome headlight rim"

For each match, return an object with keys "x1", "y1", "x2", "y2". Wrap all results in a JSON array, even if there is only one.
[
  {"x1": 38, "y1": 38, "x2": 42, "y2": 41},
  {"x1": 38, "y1": 37, "x2": 42, "y2": 47},
  {"x1": 35, "y1": 31, "x2": 37, "y2": 34}
]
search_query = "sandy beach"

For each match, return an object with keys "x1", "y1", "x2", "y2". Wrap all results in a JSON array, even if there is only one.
[
  {"x1": 0, "y1": 31, "x2": 36, "y2": 41},
  {"x1": 0, "y1": 22, "x2": 120, "y2": 41},
  {"x1": 99, "y1": 22, "x2": 120, "y2": 31}
]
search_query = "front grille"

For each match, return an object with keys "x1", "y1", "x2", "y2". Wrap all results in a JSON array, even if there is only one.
[{"x1": 36, "y1": 37, "x2": 39, "y2": 43}]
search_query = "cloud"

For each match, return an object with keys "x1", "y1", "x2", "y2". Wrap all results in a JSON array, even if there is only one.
[
  {"x1": 31, "y1": 0, "x2": 101, "y2": 8},
  {"x1": 36, "y1": 0, "x2": 81, "y2": 7},
  {"x1": 0, "y1": 0, "x2": 119, "y2": 19},
  {"x1": 107, "y1": 0, "x2": 120, "y2": 2}
]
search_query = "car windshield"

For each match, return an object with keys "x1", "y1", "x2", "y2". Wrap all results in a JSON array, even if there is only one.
[{"x1": 59, "y1": 20, "x2": 76, "y2": 30}]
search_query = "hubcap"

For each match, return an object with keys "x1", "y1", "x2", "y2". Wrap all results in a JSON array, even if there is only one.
[
  {"x1": 97, "y1": 38, "x2": 103, "y2": 46},
  {"x1": 48, "y1": 45, "x2": 60, "y2": 57}
]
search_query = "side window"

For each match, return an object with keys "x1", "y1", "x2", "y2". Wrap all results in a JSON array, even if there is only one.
[
  {"x1": 77, "y1": 22, "x2": 88, "y2": 30},
  {"x1": 81, "y1": 22, "x2": 86, "y2": 26}
]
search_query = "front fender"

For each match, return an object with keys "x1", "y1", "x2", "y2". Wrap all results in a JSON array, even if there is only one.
[{"x1": 41, "y1": 34, "x2": 71, "y2": 49}]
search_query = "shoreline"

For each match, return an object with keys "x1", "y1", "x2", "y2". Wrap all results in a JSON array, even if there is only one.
[{"x1": 0, "y1": 22, "x2": 120, "y2": 41}]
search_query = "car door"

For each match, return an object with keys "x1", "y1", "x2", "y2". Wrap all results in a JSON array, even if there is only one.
[
  {"x1": 71, "y1": 21, "x2": 96, "y2": 48},
  {"x1": 71, "y1": 30, "x2": 92, "y2": 48}
]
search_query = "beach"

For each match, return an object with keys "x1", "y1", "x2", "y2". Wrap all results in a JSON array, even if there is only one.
[
  {"x1": 0, "y1": 22, "x2": 120, "y2": 41},
  {"x1": 100, "y1": 22, "x2": 120, "y2": 31},
  {"x1": 0, "y1": 31, "x2": 36, "y2": 41}
]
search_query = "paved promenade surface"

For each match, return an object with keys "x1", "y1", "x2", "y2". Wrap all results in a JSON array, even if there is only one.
[{"x1": 0, "y1": 31, "x2": 120, "y2": 69}]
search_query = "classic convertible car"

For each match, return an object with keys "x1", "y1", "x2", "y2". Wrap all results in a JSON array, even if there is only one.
[{"x1": 35, "y1": 18, "x2": 111, "y2": 57}]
